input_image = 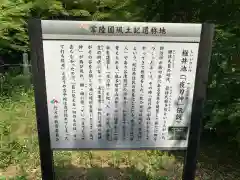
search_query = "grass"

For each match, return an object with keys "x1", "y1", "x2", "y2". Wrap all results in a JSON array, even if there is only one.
[{"x1": 0, "y1": 75, "x2": 240, "y2": 179}]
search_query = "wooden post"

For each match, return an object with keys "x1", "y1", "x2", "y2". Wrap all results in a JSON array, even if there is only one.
[{"x1": 23, "y1": 52, "x2": 30, "y2": 76}]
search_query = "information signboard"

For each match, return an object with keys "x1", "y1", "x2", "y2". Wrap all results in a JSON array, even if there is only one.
[{"x1": 28, "y1": 19, "x2": 214, "y2": 180}]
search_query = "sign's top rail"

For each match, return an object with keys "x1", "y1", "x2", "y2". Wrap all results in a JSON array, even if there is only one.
[{"x1": 41, "y1": 20, "x2": 202, "y2": 42}]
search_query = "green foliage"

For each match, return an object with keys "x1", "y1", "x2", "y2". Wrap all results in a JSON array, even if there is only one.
[
  {"x1": 68, "y1": 9, "x2": 91, "y2": 17},
  {"x1": 0, "y1": 0, "x2": 32, "y2": 54},
  {"x1": 0, "y1": 0, "x2": 136, "y2": 56},
  {"x1": 203, "y1": 25, "x2": 240, "y2": 142}
]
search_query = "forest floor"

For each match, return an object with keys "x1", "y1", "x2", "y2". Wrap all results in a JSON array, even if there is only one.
[{"x1": 0, "y1": 89, "x2": 240, "y2": 180}]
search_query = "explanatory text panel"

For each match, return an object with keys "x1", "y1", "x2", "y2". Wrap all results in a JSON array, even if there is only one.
[{"x1": 43, "y1": 40, "x2": 199, "y2": 150}]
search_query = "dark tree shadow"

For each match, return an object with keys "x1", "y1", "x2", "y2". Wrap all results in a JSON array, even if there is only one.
[{"x1": 168, "y1": 130, "x2": 240, "y2": 179}]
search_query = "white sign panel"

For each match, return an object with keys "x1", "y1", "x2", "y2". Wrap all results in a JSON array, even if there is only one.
[{"x1": 41, "y1": 20, "x2": 202, "y2": 150}]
